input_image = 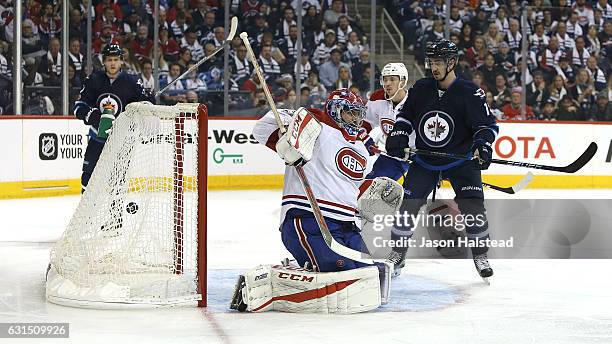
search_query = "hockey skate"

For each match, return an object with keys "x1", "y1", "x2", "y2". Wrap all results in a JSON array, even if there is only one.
[
  {"x1": 473, "y1": 253, "x2": 493, "y2": 284},
  {"x1": 229, "y1": 275, "x2": 247, "y2": 312},
  {"x1": 386, "y1": 250, "x2": 406, "y2": 278}
]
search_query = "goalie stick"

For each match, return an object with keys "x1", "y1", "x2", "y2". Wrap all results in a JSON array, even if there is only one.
[
  {"x1": 410, "y1": 142, "x2": 598, "y2": 174},
  {"x1": 239, "y1": 31, "x2": 375, "y2": 265},
  {"x1": 155, "y1": 16, "x2": 238, "y2": 97},
  {"x1": 372, "y1": 147, "x2": 532, "y2": 194}
]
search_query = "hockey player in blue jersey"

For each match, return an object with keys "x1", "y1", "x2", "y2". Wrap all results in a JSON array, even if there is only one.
[
  {"x1": 384, "y1": 39, "x2": 498, "y2": 279},
  {"x1": 74, "y1": 43, "x2": 155, "y2": 192}
]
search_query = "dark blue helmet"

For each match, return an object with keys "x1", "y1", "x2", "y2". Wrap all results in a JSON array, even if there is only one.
[
  {"x1": 102, "y1": 43, "x2": 124, "y2": 59},
  {"x1": 426, "y1": 39, "x2": 458, "y2": 60}
]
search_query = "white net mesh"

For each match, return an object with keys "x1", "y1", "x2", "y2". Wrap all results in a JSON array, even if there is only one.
[{"x1": 47, "y1": 102, "x2": 205, "y2": 308}]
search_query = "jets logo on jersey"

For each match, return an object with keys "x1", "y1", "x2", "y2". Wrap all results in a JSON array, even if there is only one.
[
  {"x1": 474, "y1": 88, "x2": 486, "y2": 99},
  {"x1": 418, "y1": 110, "x2": 455, "y2": 148},
  {"x1": 335, "y1": 147, "x2": 367, "y2": 180},
  {"x1": 380, "y1": 118, "x2": 395, "y2": 136},
  {"x1": 97, "y1": 93, "x2": 123, "y2": 116}
]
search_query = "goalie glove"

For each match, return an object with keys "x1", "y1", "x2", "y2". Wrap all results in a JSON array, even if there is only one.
[
  {"x1": 275, "y1": 107, "x2": 322, "y2": 166},
  {"x1": 357, "y1": 177, "x2": 403, "y2": 223}
]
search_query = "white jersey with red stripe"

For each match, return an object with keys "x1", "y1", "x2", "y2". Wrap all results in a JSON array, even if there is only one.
[
  {"x1": 253, "y1": 108, "x2": 369, "y2": 223},
  {"x1": 363, "y1": 88, "x2": 408, "y2": 138}
]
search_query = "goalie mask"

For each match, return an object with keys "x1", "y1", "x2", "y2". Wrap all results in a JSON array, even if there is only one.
[{"x1": 325, "y1": 88, "x2": 366, "y2": 137}]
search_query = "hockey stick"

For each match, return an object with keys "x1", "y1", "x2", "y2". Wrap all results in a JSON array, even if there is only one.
[
  {"x1": 373, "y1": 147, "x2": 532, "y2": 194},
  {"x1": 411, "y1": 142, "x2": 598, "y2": 174},
  {"x1": 239, "y1": 31, "x2": 375, "y2": 265},
  {"x1": 483, "y1": 172, "x2": 533, "y2": 194},
  {"x1": 155, "y1": 16, "x2": 238, "y2": 97}
]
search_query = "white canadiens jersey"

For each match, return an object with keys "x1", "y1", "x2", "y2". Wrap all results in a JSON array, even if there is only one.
[
  {"x1": 364, "y1": 90, "x2": 408, "y2": 138},
  {"x1": 253, "y1": 108, "x2": 369, "y2": 223}
]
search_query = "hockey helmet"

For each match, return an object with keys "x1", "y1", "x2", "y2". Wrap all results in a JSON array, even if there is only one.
[
  {"x1": 380, "y1": 63, "x2": 409, "y2": 85},
  {"x1": 325, "y1": 88, "x2": 366, "y2": 136},
  {"x1": 102, "y1": 43, "x2": 124, "y2": 60},
  {"x1": 425, "y1": 39, "x2": 458, "y2": 68}
]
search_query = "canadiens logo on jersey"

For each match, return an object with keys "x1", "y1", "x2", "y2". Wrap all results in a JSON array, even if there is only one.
[
  {"x1": 335, "y1": 148, "x2": 367, "y2": 180},
  {"x1": 418, "y1": 110, "x2": 455, "y2": 148},
  {"x1": 380, "y1": 118, "x2": 395, "y2": 136},
  {"x1": 97, "y1": 93, "x2": 123, "y2": 116}
]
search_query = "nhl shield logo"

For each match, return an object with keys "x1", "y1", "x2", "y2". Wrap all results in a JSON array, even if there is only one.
[
  {"x1": 39, "y1": 133, "x2": 58, "y2": 160},
  {"x1": 418, "y1": 110, "x2": 455, "y2": 148}
]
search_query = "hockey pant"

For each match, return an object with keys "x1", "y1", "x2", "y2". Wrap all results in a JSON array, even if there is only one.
[
  {"x1": 392, "y1": 161, "x2": 490, "y2": 256},
  {"x1": 281, "y1": 209, "x2": 370, "y2": 272}
]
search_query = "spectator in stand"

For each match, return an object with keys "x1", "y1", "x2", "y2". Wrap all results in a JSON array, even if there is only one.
[
  {"x1": 230, "y1": 44, "x2": 252, "y2": 87},
  {"x1": 39, "y1": 37, "x2": 62, "y2": 86},
  {"x1": 586, "y1": 56, "x2": 607, "y2": 91},
  {"x1": 484, "y1": 23, "x2": 503, "y2": 55},
  {"x1": 554, "y1": 22, "x2": 575, "y2": 53},
  {"x1": 130, "y1": 25, "x2": 154, "y2": 62},
  {"x1": 170, "y1": 11, "x2": 189, "y2": 41},
  {"x1": 68, "y1": 8, "x2": 86, "y2": 41},
  {"x1": 530, "y1": 22, "x2": 550, "y2": 54},
  {"x1": 566, "y1": 11, "x2": 584, "y2": 39},
  {"x1": 68, "y1": 37, "x2": 86, "y2": 81},
  {"x1": 304, "y1": 70, "x2": 327, "y2": 103},
  {"x1": 177, "y1": 48, "x2": 192, "y2": 73},
  {"x1": 573, "y1": 0, "x2": 594, "y2": 30},
  {"x1": 140, "y1": 59, "x2": 155, "y2": 92},
  {"x1": 458, "y1": 23, "x2": 475, "y2": 51},
  {"x1": 449, "y1": 6, "x2": 464, "y2": 35},
  {"x1": 294, "y1": 49, "x2": 312, "y2": 83},
  {"x1": 167, "y1": 0, "x2": 189, "y2": 24},
  {"x1": 469, "y1": 8, "x2": 489, "y2": 36},
  {"x1": 494, "y1": 6, "x2": 509, "y2": 36},
  {"x1": 259, "y1": 44, "x2": 281, "y2": 83},
  {"x1": 313, "y1": 30, "x2": 338, "y2": 66},
  {"x1": 158, "y1": 26, "x2": 180, "y2": 62},
  {"x1": 122, "y1": 9, "x2": 143, "y2": 41},
  {"x1": 319, "y1": 48, "x2": 348, "y2": 90},
  {"x1": 199, "y1": 42, "x2": 223, "y2": 72},
  {"x1": 466, "y1": 35, "x2": 487, "y2": 68},
  {"x1": 157, "y1": 8, "x2": 170, "y2": 33},
  {"x1": 504, "y1": 18, "x2": 522, "y2": 53},
  {"x1": 303, "y1": 5, "x2": 321, "y2": 33},
  {"x1": 571, "y1": 35, "x2": 591, "y2": 69},
  {"x1": 596, "y1": 0, "x2": 612, "y2": 21},
  {"x1": 555, "y1": 94, "x2": 583, "y2": 120},
  {"x1": 122, "y1": 0, "x2": 148, "y2": 23},
  {"x1": 93, "y1": 6, "x2": 121, "y2": 38},
  {"x1": 538, "y1": 99, "x2": 557, "y2": 121},
  {"x1": 184, "y1": 62, "x2": 207, "y2": 93},
  {"x1": 555, "y1": 55, "x2": 576, "y2": 87},
  {"x1": 501, "y1": 87, "x2": 536, "y2": 120},
  {"x1": 344, "y1": 31, "x2": 364, "y2": 62},
  {"x1": 276, "y1": 6, "x2": 296, "y2": 41},
  {"x1": 526, "y1": 71, "x2": 550, "y2": 115},
  {"x1": 191, "y1": 0, "x2": 210, "y2": 29},
  {"x1": 280, "y1": 24, "x2": 300, "y2": 63},
  {"x1": 491, "y1": 73, "x2": 511, "y2": 109},
  {"x1": 181, "y1": 28, "x2": 205, "y2": 61},
  {"x1": 37, "y1": 2, "x2": 62, "y2": 46},
  {"x1": 485, "y1": 91, "x2": 505, "y2": 120},
  {"x1": 592, "y1": 8, "x2": 606, "y2": 32},
  {"x1": 333, "y1": 65, "x2": 353, "y2": 90},
  {"x1": 304, "y1": 16, "x2": 326, "y2": 53},
  {"x1": 495, "y1": 42, "x2": 516, "y2": 84},
  {"x1": 585, "y1": 25, "x2": 602, "y2": 57},
  {"x1": 160, "y1": 62, "x2": 187, "y2": 104},
  {"x1": 472, "y1": 70, "x2": 485, "y2": 90},
  {"x1": 122, "y1": 48, "x2": 141, "y2": 76},
  {"x1": 571, "y1": 68, "x2": 596, "y2": 113},
  {"x1": 208, "y1": 26, "x2": 226, "y2": 47},
  {"x1": 549, "y1": 74, "x2": 570, "y2": 105},
  {"x1": 185, "y1": 90, "x2": 199, "y2": 103},
  {"x1": 591, "y1": 91, "x2": 612, "y2": 121},
  {"x1": 478, "y1": 53, "x2": 503, "y2": 92},
  {"x1": 324, "y1": 0, "x2": 347, "y2": 27},
  {"x1": 335, "y1": 15, "x2": 353, "y2": 47},
  {"x1": 22, "y1": 19, "x2": 45, "y2": 58},
  {"x1": 539, "y1": 37, "x2": 562, "y2": 81},
  {"x1": 95, "y1": 0, "x2": 123, "y2": 21}
]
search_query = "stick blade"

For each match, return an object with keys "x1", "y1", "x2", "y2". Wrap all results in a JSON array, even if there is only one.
[
  {"x1": 563, "y1": 142, "x2": 598, "y2": 173},
  {"x1": 511, "y1": 172, "x2": 534, "y2": 193},
  {"x1": 225, "y1": 16, "x2": 238, "y2": 41}
]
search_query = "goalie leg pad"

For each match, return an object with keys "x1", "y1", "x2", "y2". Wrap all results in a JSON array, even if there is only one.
[{"x1": 240, "y1": 265, "x2": 382, "y2": 314}]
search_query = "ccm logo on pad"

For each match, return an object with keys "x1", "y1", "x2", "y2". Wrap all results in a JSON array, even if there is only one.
[
  {"x1": 278, "y1": 272, "x2": 314, "y2": 282},
  {"x1": 336, "y1": 148, "x2": 367, "y2": 180}
]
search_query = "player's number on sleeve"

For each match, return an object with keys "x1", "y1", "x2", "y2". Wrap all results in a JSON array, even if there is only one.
[{"x1": 483, "y1": 102, "x2": 493, "y2": 117}]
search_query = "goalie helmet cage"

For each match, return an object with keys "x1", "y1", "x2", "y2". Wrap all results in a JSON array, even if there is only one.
[{"x1": 46, "y1": 102, "x2": 207, "y2": 309}]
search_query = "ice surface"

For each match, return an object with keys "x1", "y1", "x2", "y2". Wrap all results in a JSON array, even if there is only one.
[{"x1": 1, "y1": 189, "x2": 612, "y2": 343}]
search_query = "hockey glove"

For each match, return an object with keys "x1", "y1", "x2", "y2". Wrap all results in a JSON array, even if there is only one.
[
  {"x1": 275, "y1": 107, "x2": 322, "y2": 167},
  {"x1": 97, "y1": 112, "x2": 115, "y2": 140},
  {"x1": 84, "y1": 108, "x2": 102, "y2": 126},
  {"x1": 472, "y1": 140, "x2": 493, "y2": 170},
  {"x1": 385, "y1": 120, "x2": 413, "y2": 159},
  {"x1": 357, "y1": 128, "x2": 378, "y2": 156}
]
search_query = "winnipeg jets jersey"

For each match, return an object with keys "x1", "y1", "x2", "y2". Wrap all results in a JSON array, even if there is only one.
[{"x1": 253, "y1": 108, "x2": 369, "y2": 224}]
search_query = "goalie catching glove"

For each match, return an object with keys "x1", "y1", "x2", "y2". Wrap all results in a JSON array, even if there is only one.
[
  {"x1": 275, "y1": 107, "x2": 322, "y2": 166},
  {"x1": 358, "y1": 177, "x2": 404, "y2": 223}
]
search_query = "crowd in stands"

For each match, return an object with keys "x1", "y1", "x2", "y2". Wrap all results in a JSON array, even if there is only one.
[
  {"x1": 0, "y1": 0, "x2": 378, "y2": 115},
  {"x1": 393, "y1": 0, "x2": 612, "y2": 121},
  {"x1": 0, "y1": 0, "x2": 610, "y2": 120}
]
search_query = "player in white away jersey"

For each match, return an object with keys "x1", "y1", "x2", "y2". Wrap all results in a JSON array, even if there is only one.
[
  {"x1": 364, "y1": 63, "x2": 413, "y2": 182},
  {"x1": 229, "y1": 89, "x2": 401, "y2": 314}
]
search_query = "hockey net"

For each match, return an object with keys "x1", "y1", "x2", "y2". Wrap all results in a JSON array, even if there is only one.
[{"x1": 46, "y1": 102, "x2": 207, "y2": 308}]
